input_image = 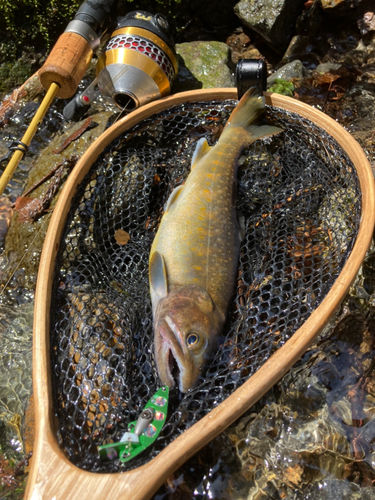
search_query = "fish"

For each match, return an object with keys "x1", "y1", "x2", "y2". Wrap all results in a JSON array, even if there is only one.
[{"x1": 149, "y1": 87, "x2": 282, "y2": 392}]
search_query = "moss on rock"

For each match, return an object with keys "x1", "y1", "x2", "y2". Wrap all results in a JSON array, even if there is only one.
[
  {"x1": 174, "y1": 41, "x2": 235, "y2": 91},
  {"x1": 0, "y1": 58, "x2": 34, "y2": 96},
  {"x1": 2, "y1": 111, "x2": 113, "y2": 290}
]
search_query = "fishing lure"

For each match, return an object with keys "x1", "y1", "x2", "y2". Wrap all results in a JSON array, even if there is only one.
[{"x1": 98, "y1": 386, "x2": 169, "y2": 463}]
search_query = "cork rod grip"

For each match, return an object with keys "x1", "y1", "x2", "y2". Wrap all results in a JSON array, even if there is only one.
[{"x1": 38, "y1": 32, "x2": 93, "y2": 99}]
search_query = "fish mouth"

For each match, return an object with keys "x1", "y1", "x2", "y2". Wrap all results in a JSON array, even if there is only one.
[
  {"x1": 155, "y1": 318, "x2": 184, "y2": 390},
  {"x1": 167, "y1": 348, "x2": 181, "y2": 388},
  {"x1": 164, "y1": 343, "x2": 198, "y2": 393},
  {"x1": 156, "y1": 317, "x2": 194, "y2": 392}
]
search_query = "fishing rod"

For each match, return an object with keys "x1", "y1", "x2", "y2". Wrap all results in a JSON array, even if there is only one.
[
  {"x1": 0, "y1": 1, "x2": 178, "y2": 197},
  {"x1": 0, "y1": 0, "x2": 117, "y2": 197}
]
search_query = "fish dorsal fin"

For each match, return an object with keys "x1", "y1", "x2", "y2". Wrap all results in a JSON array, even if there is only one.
[
  {"x1": 149, "y1": 250, "x2": 168, "y2": 305},
  {"x1": 164, "y1": 184, "x2": 184, "y2": 212},
  {"x1": 191, "y1": 138, "x2": 211, "y2": 169}
]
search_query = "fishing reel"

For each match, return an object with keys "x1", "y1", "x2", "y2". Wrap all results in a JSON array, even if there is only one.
[{"x1": 63, "y1": 10, "x2": 178, "y2": 121}]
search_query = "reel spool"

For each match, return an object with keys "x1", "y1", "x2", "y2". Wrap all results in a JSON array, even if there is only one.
[
  {"x1": 63, "y1": 11, "x2": 178, "y2": 121},
  {"x1": 26, "y1": 88, "x2": 375, "y2": 500}
]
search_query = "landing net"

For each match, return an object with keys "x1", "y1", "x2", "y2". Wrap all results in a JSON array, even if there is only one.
[{"x1": 50, "y1": 100, "x2": 361, "y2": 472}]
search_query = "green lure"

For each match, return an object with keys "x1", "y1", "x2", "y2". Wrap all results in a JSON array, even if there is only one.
[{"x1": 98, "y1": 386, "x2": 169, "y2": 463}]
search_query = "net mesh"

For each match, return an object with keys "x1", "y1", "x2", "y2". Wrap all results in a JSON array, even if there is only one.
[{"x1": 50, "y1": 99, "x2": 361, "y2": 472}]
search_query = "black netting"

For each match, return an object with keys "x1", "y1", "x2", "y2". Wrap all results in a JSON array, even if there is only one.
[{"x1": 50, "y1": 100, "x2": 361, "y2": 472}]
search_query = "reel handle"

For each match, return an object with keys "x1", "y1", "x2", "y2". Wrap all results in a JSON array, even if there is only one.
[{"x1": 38, "y1": 32, "x2": 93, "y2": 99}]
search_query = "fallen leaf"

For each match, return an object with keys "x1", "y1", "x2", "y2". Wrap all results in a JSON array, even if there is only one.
[
  {"x1": 114, "y1": 229, "x2": 130, "y2": 245},
  {"x1": 15, "y1": 196, "x2": 43, "y2": 223},
  {"x1": 314, "y1": 72, "x2": 341, "y2": 86},
  {"x1": 153, "y1": 174, "x2": 161, "y2": 185},
  {"x1": 284, "y1": 464, "x2": 303, "y2": 487},
  {"x1": 53, "y1": 117, "x2": 97, "y2": 154}
]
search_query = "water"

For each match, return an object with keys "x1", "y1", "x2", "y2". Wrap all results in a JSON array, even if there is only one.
[{"x1": 0, "y1": 78, "x2": 115, "y2": 495}]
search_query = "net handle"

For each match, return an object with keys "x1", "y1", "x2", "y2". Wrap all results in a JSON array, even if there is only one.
[{"x1": 26, "y1": 89, "x2": 375, "y2": 500}]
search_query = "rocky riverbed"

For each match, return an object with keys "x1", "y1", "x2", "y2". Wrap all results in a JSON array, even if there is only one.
[{"x1": 0, "y1": 0, "x2": 375, "y2": 498}]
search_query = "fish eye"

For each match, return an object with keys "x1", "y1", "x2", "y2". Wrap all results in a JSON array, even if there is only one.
[{"x1": 186, "y1": 332, "x2": 200, "y2": 348}]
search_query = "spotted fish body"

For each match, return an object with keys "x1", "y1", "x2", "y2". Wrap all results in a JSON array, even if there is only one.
[{"x1": 149, "y1": 88, "x2": 281, "y2": 392}]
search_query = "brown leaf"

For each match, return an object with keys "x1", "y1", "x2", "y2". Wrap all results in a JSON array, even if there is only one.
[
  {"x1": 284, "y1": 464, "x2": 303, "y2": 487},
  {"x1": 15, "y1": 196, "x2": 43, "y2": 223},
  {"x1": 153, "y1": 174, "x2": 161, "y2": 185},
  {"x1": 53, "y1": 117, "x2": 97, "y2": 154},
  {"x1": 314, "y1": 72, "x2": 342, "y2": 86},
  {"x1": 114, "y1": 229, "x2": 130, "y2": 245}
]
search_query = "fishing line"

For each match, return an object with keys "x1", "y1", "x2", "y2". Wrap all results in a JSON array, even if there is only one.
[{"x1": 112, "y1": 100, "x2": 132, "y2": 126}]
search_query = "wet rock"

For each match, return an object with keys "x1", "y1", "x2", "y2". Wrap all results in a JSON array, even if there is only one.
[
  {"x1": 223, "y1": 293, "x2": 375, "y2": 496},
  {"x1": 173, "y1": 41, "x2": 235, "y2": 92},
  {"x1": 0, "y1": 302, "x2": 33, "y2": 456},
  {"x1": 282, "y1": 34, "x2": 321, "y2": 67},
  {"x1": 226, "y1": 28, "x2": 263, "y2": 65},
  {"x1": 1, "y1": 110, "x2": 113, "y2": 290},
  {"x1": 316, "y1": 62, "x2": 343, "y2": 73},
  {"x1": 347, "y1": 85, "x2": 375, "y2": 132},
  {"x1": 303, "y1": 478, "x2": 370, "y2": 499},
  {"x1": 0, "y1": 72, "x2": 43, "y2": 127},
  {"x1": 358, "y1": 11, "x2": 375, "y2": 34},
  {"x1": 267, "y1": 60, "x2": 310, "y2": 86},
  {"x1": 296, "y1": 0, "x2": 324, "y2": 37},
  {"x1": 321, "y1": 0, "x2": 347, "y2": 10},
  {"x1": 233, "y1": 0, "x2": 305, "y2": 53}
]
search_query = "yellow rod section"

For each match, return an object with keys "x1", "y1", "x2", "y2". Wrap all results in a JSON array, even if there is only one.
[{"x1": 0, "y1": 81, "x2": 60, "y2": 197}]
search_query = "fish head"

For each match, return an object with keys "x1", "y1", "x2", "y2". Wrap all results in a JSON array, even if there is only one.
[{"x1": 154, "y1": 284, "x2": 225, "y2": 393}]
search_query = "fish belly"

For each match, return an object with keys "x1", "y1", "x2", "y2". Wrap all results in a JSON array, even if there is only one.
[{"x1": 153, "y1": 142, "x2": 241, "y2": 313}]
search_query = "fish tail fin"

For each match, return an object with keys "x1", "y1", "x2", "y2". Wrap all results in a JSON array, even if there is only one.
[{"x1": 224, "y1": 87, "x2": 282, "y2": 144}]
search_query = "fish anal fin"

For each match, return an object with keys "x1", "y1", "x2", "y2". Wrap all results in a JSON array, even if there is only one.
[
  {"x1": 164, "y1": 184, "x2": 184, "y2": 212},
  {"x1": 191, "y1": 138, "x2": 211, "y2": 169},
  {"x1": 149, "y1": 250, "x2": 168, "y2": 305}
]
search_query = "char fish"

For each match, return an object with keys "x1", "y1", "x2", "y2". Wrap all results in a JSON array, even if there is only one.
[{"x1": 149, "y1": 88, "x2": 282, "y2": 392}]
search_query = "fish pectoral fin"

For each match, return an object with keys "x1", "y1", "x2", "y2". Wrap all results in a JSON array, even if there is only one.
[
  {"x1": 191, "y1": 138, "x2": 211, "y2": 169},
  {"x1": 149, "y1": 250, "x2": 168, "y2": 303},
  {"x1": 164, "y1": 184, "x2": 184, "y2": 212}
]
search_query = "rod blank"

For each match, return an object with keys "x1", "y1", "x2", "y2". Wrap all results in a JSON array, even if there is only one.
[{"x1": 0, "y1": 82, "x2": 60, "y2": 197}]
